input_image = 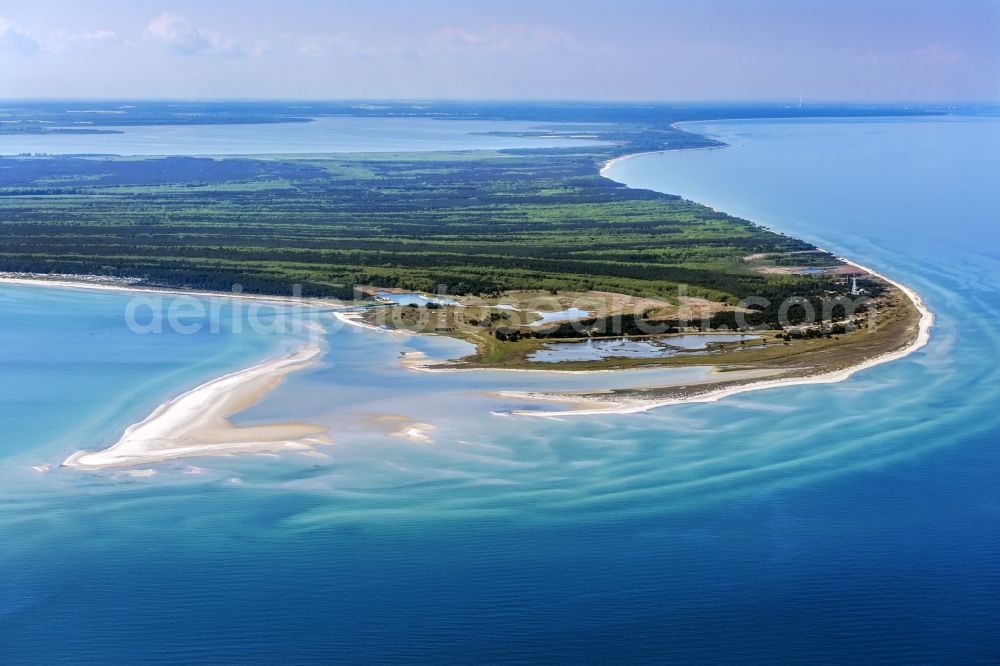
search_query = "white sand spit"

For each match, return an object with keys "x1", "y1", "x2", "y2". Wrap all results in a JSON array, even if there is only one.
[{"x1": 62, "y1": 343, "x2": 330, "y2": 470}]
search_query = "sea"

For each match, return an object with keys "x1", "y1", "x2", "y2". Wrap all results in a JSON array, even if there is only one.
[{"x1": 0, "y1": 114, "x2": 998, "y2": 663}]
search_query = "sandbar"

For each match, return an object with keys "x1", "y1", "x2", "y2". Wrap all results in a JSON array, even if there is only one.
[{"x1": 62, "y1": 343, "x2": 329, "y2": 470}]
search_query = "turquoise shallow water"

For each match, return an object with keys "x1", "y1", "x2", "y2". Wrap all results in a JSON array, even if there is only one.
[
  {"x1": 0, "y1": 285, "x2": 288, "y2": 462},
  {"x1": 1, "y1": 116, "x2": 999, "y2": 663}
]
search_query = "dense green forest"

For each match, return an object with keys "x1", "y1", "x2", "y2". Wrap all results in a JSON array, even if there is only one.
[
  {"x1": 0, "y1": 112, "x2": 864, "y2": 306},
  {"x1": 0, "y1": 150, "x2": 836, "y2": 303}
]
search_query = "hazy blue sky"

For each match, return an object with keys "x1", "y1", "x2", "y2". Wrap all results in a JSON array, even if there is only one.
[{"x1": 1, "y1": 0, "x2": 997, "y2": 100}]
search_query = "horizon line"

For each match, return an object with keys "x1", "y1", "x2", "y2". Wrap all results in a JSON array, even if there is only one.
[{"x1": 1, "y1": 97, "x2": 998, "y2": 105}]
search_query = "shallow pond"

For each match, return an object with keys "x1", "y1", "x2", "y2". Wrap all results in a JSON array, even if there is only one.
[
  {"x1": 375, "y1": 291, "x2": 459, "y2": 306},
  {"x1": 528, "y1": 334, "x2": 761, "y2": 362},
  {"x1": 527, "y1": 307, "x2": 591, "y2": 327}
]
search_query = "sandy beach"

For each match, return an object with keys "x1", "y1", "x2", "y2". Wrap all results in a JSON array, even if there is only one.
[
  {"x1": 62, "y1": 343, "x2": 330, "y2": 470},
  {"x1": 510, "y1": 257, "x2": 933, "y2": 416},
  {"x1": 333, "y1": 310, "x2": 413, "y2": 336},
  {"x1": 506, "y1": 143, "x2": 934, "y2": 417},
  {"x1": 0, "y1": 272, "x2": 347, "y2": 310}
]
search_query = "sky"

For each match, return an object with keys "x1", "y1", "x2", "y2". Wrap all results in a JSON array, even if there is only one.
[{"x1": 1, "y1": 0, "x2": 997, "y2": 101}]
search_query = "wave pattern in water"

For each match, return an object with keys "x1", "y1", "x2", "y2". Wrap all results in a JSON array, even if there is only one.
[{"x1": 2, "y1": 116, "x2": 999, "y2": 662}]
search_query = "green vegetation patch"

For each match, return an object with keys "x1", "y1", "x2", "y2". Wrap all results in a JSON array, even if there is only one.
[{"x1": 0, "y1": 140, "x2": 834, "y2": 303}]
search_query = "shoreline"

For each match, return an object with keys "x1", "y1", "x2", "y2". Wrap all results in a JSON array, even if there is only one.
[
  {"x1": 517, "y1": 145, "x2": 934, "y2": 416},
  {"x1": 333, "y1": 310, "x2": 414, "y2": 336},
  {"x1": 62, "y1": 342, "x2": 330, "y2": 471},
  {"x1": 599, "y1": 143, "x2": 724, "y2": 177},
  {"x1": 512, "y1": 282, "x2": 930, "y2": 416},
  {"x1": 19, "y1": 120, "x2": 935, "y2": 468},
  {"x1": 0, "y1": 272, "x2": 348, "y2": 309},
  {"x1": 397, "y1": 350, "x2": 755, "y2": 378}
]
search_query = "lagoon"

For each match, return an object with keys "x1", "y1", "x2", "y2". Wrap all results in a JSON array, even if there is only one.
[{"x1": 0, "y1": 116, "x2": 606, "y2": 156}]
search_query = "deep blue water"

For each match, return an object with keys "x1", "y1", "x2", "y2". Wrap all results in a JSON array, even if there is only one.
[{"x1": 2, "y1": 116, "x2": 999, "y2": 663}]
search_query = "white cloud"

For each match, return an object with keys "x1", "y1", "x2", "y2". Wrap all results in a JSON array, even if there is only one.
[
  {"x1": 146, "y1": 13, "x2": 206, "y2": 54},
  {"x1": 83, "y1": 29, "x2": 120, "y2": 44},
  {"x1": 0, "y1": 17, "x2": 41, "y2": 56},
  {"x1": 145, "y1": 12, "x2": 244, "y2": 58},
  {"x1": 425, "y1": 25, "x2": 572, "y2": 53}
]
